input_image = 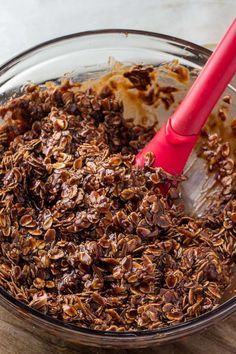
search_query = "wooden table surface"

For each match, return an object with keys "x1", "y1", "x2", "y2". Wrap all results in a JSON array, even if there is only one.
[{"x1": 0, "y1": 304, "x2": 235, "y2": 354}]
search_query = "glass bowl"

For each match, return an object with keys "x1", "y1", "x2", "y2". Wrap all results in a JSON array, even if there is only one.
[{"x1": 0, "y1": 29, "x2": 235, "y2": 349}]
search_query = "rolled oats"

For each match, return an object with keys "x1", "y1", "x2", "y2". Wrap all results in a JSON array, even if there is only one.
[{"x1": 0, "y1": 65, "x2": 235, "y2": 332}]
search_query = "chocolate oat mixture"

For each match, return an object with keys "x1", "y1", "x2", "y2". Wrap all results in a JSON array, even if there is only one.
[{"x1": 0, "y1": 66, "x2": 235, "y2": 331}]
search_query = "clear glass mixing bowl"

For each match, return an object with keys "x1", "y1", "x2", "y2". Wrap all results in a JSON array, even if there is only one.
[{"x1": 0, "y1": 29, "x2": 235, "y2": 349}]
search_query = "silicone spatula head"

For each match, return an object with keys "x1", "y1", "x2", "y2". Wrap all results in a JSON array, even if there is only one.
[{"x1": 135, "y1": 19, "x2": 236, "y2": 176}]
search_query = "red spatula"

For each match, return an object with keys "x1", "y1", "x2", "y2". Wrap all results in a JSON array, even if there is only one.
[{"x1": 135, "y1": 19, "x2": 236, "y2": 175}]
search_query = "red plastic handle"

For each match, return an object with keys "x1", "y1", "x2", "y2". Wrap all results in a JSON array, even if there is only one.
[
  {"x1": 172, "y1": 18, "x2": 236, "y2": 135},
  {"x1": 135, "y1": 19, "x2": 236, "y2": 175}
]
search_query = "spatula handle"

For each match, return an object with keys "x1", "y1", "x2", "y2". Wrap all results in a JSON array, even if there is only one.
[
  {"x1": 135, "y1": 20, "x2": 236, "y2": 175},
  {"x1": 172, "y1": 18, "x2": 236, "y2": 136}
]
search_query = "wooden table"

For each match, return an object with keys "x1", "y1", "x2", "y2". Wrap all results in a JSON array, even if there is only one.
[{"x1": 0, "y1": 305, "x2": 235, "y2": 354}]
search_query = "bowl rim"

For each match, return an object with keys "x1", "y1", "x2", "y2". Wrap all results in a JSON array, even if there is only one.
[
  {"x1": 0, "y1": 28, "x2": 235, "y2": 339},
  {"x1": 0, "y1": 28, "x2": 214, "y2": 75}
]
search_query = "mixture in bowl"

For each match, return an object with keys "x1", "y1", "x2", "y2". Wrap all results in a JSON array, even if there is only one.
[{"x1": 0, "y1": 64, "x2": 235, "y2": 331}]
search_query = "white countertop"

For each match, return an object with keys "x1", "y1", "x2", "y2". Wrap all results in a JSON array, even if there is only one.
[{"x1": 0, "y1": 0, "x2": 235, "y2": 64}]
